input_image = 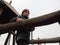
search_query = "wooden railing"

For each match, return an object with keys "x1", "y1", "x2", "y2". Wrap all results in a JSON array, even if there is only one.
[
  {"x1": 0, "y1": 10, "x2": 60, "y2": 34},
  {"x1": 0, "y1": 1, "x2": 60, "y2": 45},
  {"x1": 4, "y1": 32, "x2": 60, "y2": 45}
]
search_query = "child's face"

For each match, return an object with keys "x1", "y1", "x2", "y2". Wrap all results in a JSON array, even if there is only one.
[{"x1": 23, "y1": 11, "x2": 30, "y2": 17}]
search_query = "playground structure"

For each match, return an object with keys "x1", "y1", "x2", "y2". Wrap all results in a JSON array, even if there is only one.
[{"x1": 0, "y1": 0, "x2": 60, "y2": 45}]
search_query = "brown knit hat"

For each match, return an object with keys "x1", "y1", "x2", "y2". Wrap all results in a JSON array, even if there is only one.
[{"x1": 22, "y1": 9, "x2": 30, "y2": 15}]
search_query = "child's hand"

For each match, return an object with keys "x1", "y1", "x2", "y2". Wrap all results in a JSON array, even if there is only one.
[{"x1": 16, "y1": 18, "x2": 24, "y2": 22}]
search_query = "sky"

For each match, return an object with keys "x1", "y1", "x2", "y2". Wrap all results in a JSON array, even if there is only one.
[{"x1": 0, "y1": 0, "x2": 60, "y2": 45}]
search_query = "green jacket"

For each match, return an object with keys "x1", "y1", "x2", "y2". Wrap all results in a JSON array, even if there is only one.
[
  {"x1": 16, "y1": 15, "x2": 30, "y2": 42},
  {"x1": 10, "y1": 15, "x2": 35, "y2": 42}
]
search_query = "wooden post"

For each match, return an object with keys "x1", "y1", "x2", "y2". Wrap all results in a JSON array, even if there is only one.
[{"x1": 38, "y1": 37, "x2": 41, "y2": 45}]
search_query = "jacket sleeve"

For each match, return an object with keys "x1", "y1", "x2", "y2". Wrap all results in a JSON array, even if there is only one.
[
  {"x1": 10, "y1": 17, "x2": 17, "y2": 33},
  {"x1": 10, "y1": 17, "x2": 17, "y2": 22}
]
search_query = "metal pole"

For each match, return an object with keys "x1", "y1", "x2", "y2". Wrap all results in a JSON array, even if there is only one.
[
  {"x1": 31, "y1": 32, "x2": 34, "y2": 45},
  {"x1": 4, "y1": 33, "x2": 11, "y2": 45},
  {"x1": 31, "y1": 32, "x2": 33, "y2": 40},
  {"x1": 8, "y1": 36, "x2": 11, "y2": 45}
]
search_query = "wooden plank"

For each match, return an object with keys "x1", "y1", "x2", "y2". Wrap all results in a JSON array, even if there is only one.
[
  {"x1": 29, "y1": 37, "x2": 60, "y2": 44},
  {"x1": 0, "y1": 10, "x2": 60, "y2": 34}
]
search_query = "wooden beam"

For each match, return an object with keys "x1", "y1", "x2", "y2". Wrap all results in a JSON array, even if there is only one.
[
  {"x1": 3, "y1": 1, "x2": 20, "y2": 16},
  {"x1": 29, "y1": 37, "x2": 60, "y2": 44},
  {"x1": 0, "y1": 10, "x2": 60, "y2": 34},
  {"x1": 0, "y1": 1, "x2": 17, "y2": 24}
]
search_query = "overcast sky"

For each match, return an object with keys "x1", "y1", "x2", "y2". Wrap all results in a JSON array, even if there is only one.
[{"x1": 0, "y1": 0, "x2": 60, "y2": 45}]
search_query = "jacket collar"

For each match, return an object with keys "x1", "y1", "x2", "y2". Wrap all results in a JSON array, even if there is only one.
[{"x1": 21, "y1": 15, "x2": 28, "y2": 19}]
